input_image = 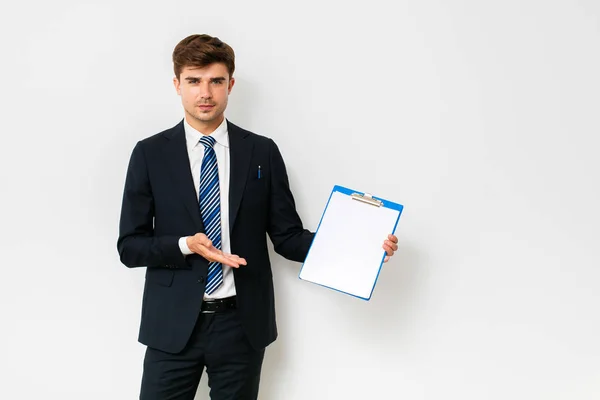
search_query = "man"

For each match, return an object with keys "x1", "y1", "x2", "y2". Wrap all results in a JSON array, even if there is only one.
[{"x1": 117, "y1": 34, "x2": 399, "y2": 400}]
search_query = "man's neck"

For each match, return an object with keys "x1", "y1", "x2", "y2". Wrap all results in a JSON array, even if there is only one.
[{"x1": 185, "y1": 114, "x2": 224, "y2": 135}]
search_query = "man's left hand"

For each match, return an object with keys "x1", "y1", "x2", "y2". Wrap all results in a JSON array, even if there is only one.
[{"x1": 383, "y1": 234, "x2": 399, "y2": 263}]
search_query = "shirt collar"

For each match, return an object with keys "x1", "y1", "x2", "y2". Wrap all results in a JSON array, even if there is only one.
[{"x1": 183, "y1": 117, "x2": 229, "y2": 150}]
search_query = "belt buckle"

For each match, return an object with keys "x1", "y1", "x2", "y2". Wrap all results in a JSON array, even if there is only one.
[{"x1": 201, "y1": 296, "x2": 235, "y2": 313}]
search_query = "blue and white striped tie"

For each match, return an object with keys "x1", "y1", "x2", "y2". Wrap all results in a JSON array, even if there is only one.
[{"x1": 198, "y1": 136, "x2": 223, "y2": 295}]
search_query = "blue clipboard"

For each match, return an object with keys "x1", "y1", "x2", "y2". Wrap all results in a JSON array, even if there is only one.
[{"x1": 299, "y1": 185, "x2": 404, "y2": 300}]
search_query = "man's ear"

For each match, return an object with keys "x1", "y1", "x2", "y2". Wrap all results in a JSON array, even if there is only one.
[
  {"x1": 173, "y1": 77, "x2": 181, "y2": 95},
  {"x1": 228, "y1": 77, "x2": 235, "y2": 94}
]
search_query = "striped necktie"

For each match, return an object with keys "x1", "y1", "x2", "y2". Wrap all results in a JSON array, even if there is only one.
[{"x1": 198, "y1": 136, "x2": 223, "y2": 295}]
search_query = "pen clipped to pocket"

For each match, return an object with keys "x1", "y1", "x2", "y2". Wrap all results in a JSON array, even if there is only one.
[{"x1": 251, "y1": 163, "x2": 266, "y2": 182}]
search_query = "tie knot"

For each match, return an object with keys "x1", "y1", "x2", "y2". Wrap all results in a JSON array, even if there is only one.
[{"x1": 199, "y1": 135, "x2": 216, "y2": 149}]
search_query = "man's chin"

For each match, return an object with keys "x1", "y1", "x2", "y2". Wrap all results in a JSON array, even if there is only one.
[{"x1": 192, "y1": 113, "x2": 216, "y2": 122}]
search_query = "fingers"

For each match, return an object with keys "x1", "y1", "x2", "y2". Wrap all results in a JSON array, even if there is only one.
[
  {"x1": 384, "y1": 239, "x2": 399, "y2": 252},
  {"x1": 214, "y1": 253, "x2": 242, "y2": 268},
  {"x1": 384, "y1": 255, "x2": 390, "y2": 263},
  {"x1": 383, "y1": 243, "x2": 395, "y2": 257},
  {"x1": 383, "y1": 234, "x2": 398, "y2": 260},
  {"x1": 204, "y1": 247, "x2": 247, "y2": 268},
  {"x1": 189, "y1": 234, "x2": 247, "y2": 268},
  {"x1": 383, "y1": 238, "x2": 398, "y2": 254},
  {"x1": 221, "y1": 253, "x2": 247, "y2": 268}
]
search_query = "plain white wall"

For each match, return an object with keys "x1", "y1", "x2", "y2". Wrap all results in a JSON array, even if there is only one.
[{"x1": 1, "y1": 0, "x2": 599, "y2": 399}]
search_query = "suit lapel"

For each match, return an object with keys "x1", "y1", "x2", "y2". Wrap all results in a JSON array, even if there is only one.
[
  {"x1": 163, "y1": 121, "x2": 204, "y2": 232},
  {"x1": 228, "y1": 120, "x2": 253, "y2": 232}
]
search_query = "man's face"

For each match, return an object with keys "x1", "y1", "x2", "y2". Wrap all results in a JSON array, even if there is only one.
[{"x1": 174, "y1": 63, "x2": 235, "y2": 131}]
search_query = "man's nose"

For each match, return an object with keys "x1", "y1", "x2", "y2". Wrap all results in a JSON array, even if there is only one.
[{"x1": 199, "y1": 82, "x2": 212, "y2": 99}]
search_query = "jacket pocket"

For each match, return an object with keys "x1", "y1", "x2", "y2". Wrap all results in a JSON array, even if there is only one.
[{"x1": 146, "y1": 268, "x2": 174, "y2": 287}]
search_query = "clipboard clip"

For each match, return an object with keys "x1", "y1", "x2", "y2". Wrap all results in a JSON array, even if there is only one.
[{"x1": 351, "y1": 192, "x2": 383, "y2": 207}]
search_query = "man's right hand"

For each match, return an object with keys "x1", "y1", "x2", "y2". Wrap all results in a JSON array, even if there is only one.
[{"x1": 186, "y1": 233, "x2": 247, "y2": 268}]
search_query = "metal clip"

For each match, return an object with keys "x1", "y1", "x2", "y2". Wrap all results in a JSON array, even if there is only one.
[{"x1": 351, "y1": 192, "x2": 383, "y2": 207}]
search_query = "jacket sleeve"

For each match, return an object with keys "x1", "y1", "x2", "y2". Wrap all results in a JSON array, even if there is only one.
[
  {"x1": 116, "y1": 142, "x2": 188, "y2": 269},
  {"x1": 267, "y1": 139, "x2": 315, "y2": 262}
]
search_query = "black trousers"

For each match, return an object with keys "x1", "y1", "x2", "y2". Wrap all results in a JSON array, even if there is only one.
[{"x1": 140, "y1": 310, "x2": 265, "y2": 400}]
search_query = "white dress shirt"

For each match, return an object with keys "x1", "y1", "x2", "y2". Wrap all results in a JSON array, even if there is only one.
[{"x1": 177, "y1": 117, "x2": 236, "y2": 300}]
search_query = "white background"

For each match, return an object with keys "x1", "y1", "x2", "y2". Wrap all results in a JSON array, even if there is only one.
[{"x1": 1, "y1": 1, "x2": 599, "y2": 399}]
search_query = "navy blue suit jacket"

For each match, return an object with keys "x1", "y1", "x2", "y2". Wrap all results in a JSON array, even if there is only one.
[{"x1": 117, "y1": 120, "x2": 314, "y2": 353}]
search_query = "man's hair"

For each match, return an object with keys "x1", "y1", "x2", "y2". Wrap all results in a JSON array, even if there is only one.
[{"x1": 172, "y1": 34, "x2": 235, "y2": 79}]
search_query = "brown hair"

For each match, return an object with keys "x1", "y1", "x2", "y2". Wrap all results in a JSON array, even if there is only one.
[{"x1": 172, "y1": 34, "x2": 235, "y2": 79}]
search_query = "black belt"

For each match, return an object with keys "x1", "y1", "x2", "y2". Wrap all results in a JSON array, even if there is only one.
[{"x1": 201, "y1": 295, "x2": 237, "y2": 313}]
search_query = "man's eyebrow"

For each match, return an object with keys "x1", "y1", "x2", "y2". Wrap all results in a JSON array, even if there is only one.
[{"x1": 184, "y1": 76, "x2": 226, "y2": 81}]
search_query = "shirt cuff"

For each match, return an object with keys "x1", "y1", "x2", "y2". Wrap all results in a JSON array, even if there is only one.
[{"x1": 178, "y1": 237, "x2": 193, "y2": 255}]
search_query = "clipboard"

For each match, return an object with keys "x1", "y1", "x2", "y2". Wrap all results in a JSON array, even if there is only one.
[{"x1": 299, "y1": 185, "x2": 404, "y2": 300}]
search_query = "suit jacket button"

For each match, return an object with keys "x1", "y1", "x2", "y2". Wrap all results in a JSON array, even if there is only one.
[{"x1": 197, "y1": 277, "x2": 204, "y2": 283}]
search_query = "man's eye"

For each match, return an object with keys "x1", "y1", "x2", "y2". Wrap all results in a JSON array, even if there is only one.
[
  {"x1": 211, "y1": 80, "x2": 223, "y2": 85},
  {"x1": 189, "y1": 79, "x2": 198, "y2": 84}
]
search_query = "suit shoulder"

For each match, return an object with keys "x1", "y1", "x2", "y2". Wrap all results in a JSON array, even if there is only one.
[
  {"x1": 228, "y1": 121, "x2": 275, "y2": 147},
  {"x1": 137, "y1": 122, "x2": 182, "y2": 147}
]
